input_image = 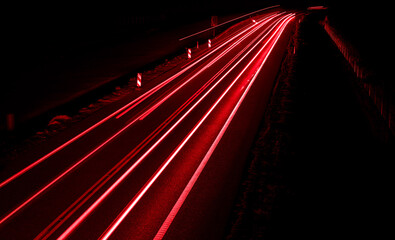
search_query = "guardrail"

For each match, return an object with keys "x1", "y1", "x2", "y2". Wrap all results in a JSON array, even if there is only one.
[{"x1": 322, "y1": 16, "x2": 394, "y2": 139}]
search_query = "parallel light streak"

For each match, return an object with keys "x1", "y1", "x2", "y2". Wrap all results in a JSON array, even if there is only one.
[
  {"x1": 0, "y1": 12, "x2": 279, "y2": 191},
  {"x1": 57, "y1": 14, "x2": 290, "y2": 240},
  {"x1": 99, "y1": 14, "x2": 294, "y2": 240},
  {"x1": 0, "y1": 13, "x2": 282, "y2": 227},
  {"x1": 178, "y1": 5, "x2": 280, "y2": 41},
  {"x1": 178, "y1": 12, "x2": 279, "y2": 70},
  {"x1": 115, "y1": 13, "x2": 279, "y2": 119},
  {"x1": 137, "y1": 17, "x2": 276, "y2": 121},
  {"x1": 34, "y1": 33, "x2": 252, "y2": 240},
  {"x1": 154, "y1": 15, "x2": 295, "y2": 240}
]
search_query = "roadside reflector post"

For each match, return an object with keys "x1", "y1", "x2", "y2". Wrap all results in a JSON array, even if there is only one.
[
  {"x1": 197, "y1": 41, "x2": 199, "y2": 49},
  {"x1": 187, "y1": 48, "x2": 191, "y2": 59},
  {"x1": 6, "y1": 113, "x2": 15, "y2": 131},
  {"x1": 137, "y1": 73, "x2": 142, "y2": 88},
  {"x1": 208, "y1": 39, "x2": 211, "y2": 48}
]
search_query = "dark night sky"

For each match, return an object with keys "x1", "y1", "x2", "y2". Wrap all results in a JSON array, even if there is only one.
[
  {"x1": 2, "y1": 1, "x2": 371, "y2": 41},
  {"x1": 3, "y1": 0, "x2": 389, "y2": 76},
  {"x1": 3, "y1": 0, "x2": 382, "y2": 42}
]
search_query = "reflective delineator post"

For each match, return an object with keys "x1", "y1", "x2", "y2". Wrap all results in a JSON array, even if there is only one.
[
  {"x1": 137, "y1": 73, "x2": 142, "y2": 87},
  {"x1": 197, "y1": 41, "x2": 199, "y2": 49},
  {"x1": 187, "y1": 48, "x2": 191, "y2": 59},
  {"x1": 208, "y1": 39, "x2": 211, "y2": 48}
]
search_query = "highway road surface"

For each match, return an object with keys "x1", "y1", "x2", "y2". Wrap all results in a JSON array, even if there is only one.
[{"x1": 0, "y1": 11, "x2": 297, "y2": 239}]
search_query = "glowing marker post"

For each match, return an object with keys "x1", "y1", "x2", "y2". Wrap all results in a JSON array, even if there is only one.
[
  {"x1": 187, "y1": 48, "x2": 191, "y2": 59},
  {"x1": 137, "y1": 73, "x2": 142, "y2": 88},
  {"x1": 208, "y1": 39, "x2": 211, "y2": 48}
]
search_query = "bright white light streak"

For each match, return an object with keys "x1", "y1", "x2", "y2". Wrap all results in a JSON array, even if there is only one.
[
  {"x1": 98, "y1": 14, "x2": 295, "y2": 240},
  {"x1": 154, "y1": 14, "x2": 295, "y2": 240}
]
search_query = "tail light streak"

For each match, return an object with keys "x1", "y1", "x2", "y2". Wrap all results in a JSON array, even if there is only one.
[
  {"x1": 179, "y1": 13, "x2": 279, "y2": 70},
  {"x1": 0, "y1": 14, "x2": 283, "y2": 228},
  {"x1": 117, "y1": 13, "x2": 280, "y2": 119},
  {"x1": 34, "y1": 34, "x2": 255, "y2": 240},
  {"x1": 137, "y1": 19, "x2": 277, "y2": 121},
  {"x1": 178, "y1": 5, "x2": 280, "y2": 41},
  {"x1": 155, "y1": 15, "x2": 295, "y2": 240},
  {"x1": 0, "y1": 12, "x2": 281, "y2": 192},
  {"x1": 57, "y1": 14, "x2": 292, "y2": 240},
  {"x1": 0, "y1": 12, "x2": 295, "y2": 240},
  {"x1": 99, "y1": 14, "x2": 295, "y2": 240}
]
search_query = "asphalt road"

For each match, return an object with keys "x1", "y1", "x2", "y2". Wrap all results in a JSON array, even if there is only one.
[{"x1": 0, "y1": 11, "x2": 297, "y2": 239}]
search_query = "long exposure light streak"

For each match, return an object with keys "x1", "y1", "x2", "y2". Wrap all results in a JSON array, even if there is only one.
[
  {"x1": 0, "y1": 12, "x2": 279, "y2": 191},
  {"x1": 115, "y1": 13, "x2": 279, "y2": 119},
  {"x1": 154, "y1": 15, "x2": 295, "y2": 240},
  {"x1": 34, "y1": 32, "x2": 256, "y2": 240},
  {"x1": 57, "y1": 14, "x2": 291, "y2": 240},
  {"x1": 99, "y1": 14, "x2": 294, "y2": 240},
  {"x1": 178, "y1": 5, "x2": 280, "y2": 41},
  {"x1": 0, "y1": 13, "x2": 283, "y2": 228}
]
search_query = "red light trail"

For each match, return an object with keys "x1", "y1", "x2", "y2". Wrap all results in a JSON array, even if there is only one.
[
  {"x1": 154, "y1": 15, "x2": 294, "y2": 240},
  {"x1": 0, "y1": 12, "x2": 277, "y2": 192},
  {"x1": 0, "y1": 13, "x2": 281, "y2": 228},
  {"x1": 59, "y1": 14, "x2": 292, "y2": 239},
  {"x1": 0, "y1": 10, "x2": 298, "y2": 240},
  {"x1": 102, "y1": 14, "x2": 295, "y2": 240}
]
